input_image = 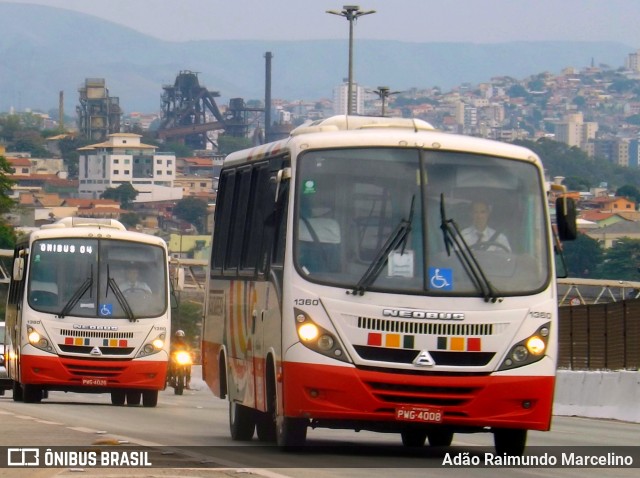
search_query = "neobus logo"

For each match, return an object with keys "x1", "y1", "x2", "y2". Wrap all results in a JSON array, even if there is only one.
[
  {"x1": 382, "y1": 309, "x2": 465, "y2": 320},
  {"x1": 73, "y1": 324, "x2": 119, "y2": 331}
]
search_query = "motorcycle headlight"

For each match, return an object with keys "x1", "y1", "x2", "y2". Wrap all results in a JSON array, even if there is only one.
[{"x1": 174, "y1": 351, "x2": 192, "y2": 365}]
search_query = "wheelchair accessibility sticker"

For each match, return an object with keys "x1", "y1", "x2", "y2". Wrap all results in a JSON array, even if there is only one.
[
  {"x1": 429, "y1": 267, "x2": 453, "y2": 291},
  {"x1": 99, "y1": 304, "x2": 113, "y2": 316}
]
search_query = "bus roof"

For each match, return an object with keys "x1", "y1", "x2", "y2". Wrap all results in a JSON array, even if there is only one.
[
  {"x1": 223, "y1": 115, "x2": 540, "y2": 167},
  {"x1": 40, "y1": 217, "x2": 127, "y2": 231}
]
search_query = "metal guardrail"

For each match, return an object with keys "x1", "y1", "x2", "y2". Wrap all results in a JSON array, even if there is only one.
[{"x1": 557, "y1": 278, "x2": 640, "y2": 306}]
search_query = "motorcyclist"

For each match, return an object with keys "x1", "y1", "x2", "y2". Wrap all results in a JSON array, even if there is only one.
[{"x1": 169, "y1": 330, "x2": 192, "y2": 389}]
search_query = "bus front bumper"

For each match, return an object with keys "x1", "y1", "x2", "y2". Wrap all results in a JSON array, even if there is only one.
[
  {"x1": 19, "y1": 354, "x2": 168, "y2": 391},
  {"x1": 283, "y1": 361, "x2": 555, "y2": 431}
]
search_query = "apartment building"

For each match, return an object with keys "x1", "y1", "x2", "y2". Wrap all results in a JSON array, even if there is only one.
[{"x1": 77, "y1": 133, "x2": 182, "y2": 202}]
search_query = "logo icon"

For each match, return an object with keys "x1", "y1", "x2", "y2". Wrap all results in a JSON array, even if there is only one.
[
  {"x1": 413, "y1": 350, "x2": 436, "y2": 367},
  {"x1": 7, "y1": 448, "x2": 40, "y2": 467}
]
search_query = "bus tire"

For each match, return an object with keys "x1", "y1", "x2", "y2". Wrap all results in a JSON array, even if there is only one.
[
  {"x1": 111, "y1": 391, "x2": 126, "y2": 406},
  {"x1": 142, "y1": 390, "x2": 158, "y2": 407},
  {"x1": 23, "y1": 384, "x2": 42, "y2": 403},
  {"x1": 126, "y1": 390, "x2": 142, "y2": 406},
  {"x1": 257, "y1": 357, "x2": 277, "y2": 442},
  {"x1": 428, "y1": 429, "x2": 454, "y2": 447},
  {"x1": 12, "y1": 381, "x2": 23, "y2": 402},
  {"x1": 229, "y1": 401, "x2": 255, "y2": 441},
  {"x1": 494, "y1": 428, "x2": 527, "y2": 456},
  {"x1": 276, "y1": 416, "x2": 307, "y2": 449},
  {"x1": 256, "y1": 411, "x2": 277, "y2": 442}
]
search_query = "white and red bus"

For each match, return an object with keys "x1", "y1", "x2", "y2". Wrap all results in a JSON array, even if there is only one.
[
  {"x1": 4, "y1": 217, "x2": 172, "y2": 406},
  {"x1": 202, "y1": 115, "x2": 576, "y2": 454}
]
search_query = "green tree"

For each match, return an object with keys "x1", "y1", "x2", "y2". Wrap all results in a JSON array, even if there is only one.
[
  {"x1": 100, "y1": 183, "x2": 139, "y2": 209},
  {"x1": 562, "y1": 233, "x2": 603, "y2": 277},
  {"x1": 0, "y1": 155, "x2": 16, "y2": 215},
  {"x1": 0, "y1": 222, "x2": 16, "y2": 249},
  {"x1": 119, "y1": 212, "x2": 140, "y2": 229},
  {"x1": 171, "y1": 299, "x2": 203, "y2": 355},
  {"x1": 173, "y1": 196, "x2": 209, "y2": 234},
  {"x1": 616, "y1": 185, "x2": 640, "y2": 207},
  {"x1": 595, "y1": 238, "x2": 640, "y2": 280},
  {"x1": 217, "y1": 135, "x2": 252, "y2": 155}
]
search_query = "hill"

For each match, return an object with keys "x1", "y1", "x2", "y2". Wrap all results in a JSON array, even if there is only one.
[{"x1": 0, "y1": 3, "x2": 635, "y2": 113}]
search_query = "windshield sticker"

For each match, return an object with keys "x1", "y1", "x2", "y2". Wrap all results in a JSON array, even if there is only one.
[
  {"x1": 302, "y1": 179, "x2": 317, "y2": 194},
  {"x1": 429, "y1": 267, "x2": 453, "y2": 291},
  {"x1": 100, "y1": 304, "x2": 113, "y2": 316},
  {"x1": 388, "y1": 250, "x2": 414, "y2": 277},
  {"x1": 38, "y1": 243, "x2": 93, "y2": 254}
]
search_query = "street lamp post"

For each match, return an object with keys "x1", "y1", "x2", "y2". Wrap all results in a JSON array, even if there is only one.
[
  {"x1": 371, "y1": 86, "x2": 402, "y2": 116},
  {"x1": 327, "y1": 5, "x2": 376, "y2": 115}
]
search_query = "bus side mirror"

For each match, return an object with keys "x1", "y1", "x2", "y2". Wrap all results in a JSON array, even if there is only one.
[
  {"x1": 12, "y1": 257, "x2": 24, "y2": 281},
  {"x1": 556, "y1": 196, "x2": 577, "y2": 241}
]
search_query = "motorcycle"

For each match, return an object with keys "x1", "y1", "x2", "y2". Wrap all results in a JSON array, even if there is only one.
[{"x1": 168, "y1": 349, "x2": 192, "y2": 395}]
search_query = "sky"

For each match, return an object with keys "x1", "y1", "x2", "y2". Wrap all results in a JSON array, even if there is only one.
[{"x1": 4, "y1": 0, "x2": 640, "y2": 46}]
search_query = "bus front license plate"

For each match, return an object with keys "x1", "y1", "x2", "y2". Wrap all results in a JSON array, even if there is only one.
[
  {"x1": 396, "y1": 406, "x2": 443, "y2": 423},
  {"x1": 82, "y1": 378, "x2": 108, "y2": 387}
]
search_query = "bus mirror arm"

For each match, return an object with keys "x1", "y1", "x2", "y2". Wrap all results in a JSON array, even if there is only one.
[{"x1": 274, "y1": 167, "x2": 291, "y2": 200}]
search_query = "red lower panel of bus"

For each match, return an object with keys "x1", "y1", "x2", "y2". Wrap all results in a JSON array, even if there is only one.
[
  {"x1": 19, "y1": 355, "x2": 167, "y2": 390},
  {"x1": 283, "y1": 362, "x2": 554, "y2": 431}
]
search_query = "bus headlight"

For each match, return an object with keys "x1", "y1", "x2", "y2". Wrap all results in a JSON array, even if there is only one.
[
  {"x1": 137, "y1": 332, "x2": 166, "y2": 358},
  {"x1": 26, "y1": 326, "x2": 53, "y2": 353},
  {"x1": 294, "y1": 307, "x2": 351, "y2": 363},
  {"x1": 498, "y1": 323, "x2": 550, "y2": 371}
]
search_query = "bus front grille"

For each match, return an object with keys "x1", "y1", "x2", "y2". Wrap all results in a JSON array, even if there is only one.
[
  {"x1": 364, "y1": 380, "x2": 481, "y2": 406},
  {"x1": 59, "y1": 345, "x2": 134, "y2": 356},
  {"x1": 63, "y1": 363, "x2": 127, "y2": 377},
  {"x1": 356, "y1": 317, "x2": 504, "y2": 336},
  {"x1": 59, "y1": 329, "x2": 135, "y2": 339},
  {"x1": 354, "y1": 345, "x2": 494, "y2": 366}
]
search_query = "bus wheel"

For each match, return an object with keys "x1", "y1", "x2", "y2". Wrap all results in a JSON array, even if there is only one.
[
  {"x1": 276, "y1": 416, "x2": 307, "y2": 449},
  {"x1": 12, "y1": 381, "x2": 23, "y2": 402},
  {"x1": 256, "y1": 411, "x2": 277, "y2": 442},
  {"x1": 23, "y1": 384, "x2": 42, "y2": 403},
  {"x1": 401, "y1": 430, "x2": 427, "y2": 447},
  {"x1": 428, "y1": 429, "x2": 454, "y2": 447},
  {"x1": 111, "y1": 391, "x2": 126, "y2": 406},
  {"x1": 126, "y1": 390, "x2": 142, "y2": 406},
  {"x1": 494, "y1": 428, "x2": 527, "y2": 456},
  {"x1": 142, "y1": 390, "x2": 158, "y2": 407},
  {"x1": 229, "y1": 401, "x2": 255, "y2": 441}
]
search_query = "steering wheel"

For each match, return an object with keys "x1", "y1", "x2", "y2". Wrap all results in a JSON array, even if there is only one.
[
  {"x1": 123, "y1": 287, "x2": 151, "y2": 298},
  {"x1": 471, "y1": 241, "x2": 510, "y2": 253}
]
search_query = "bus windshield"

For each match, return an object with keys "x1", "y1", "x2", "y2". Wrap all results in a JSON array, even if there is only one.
[
  {"x1": 295, "y1": 147, "x2": 550, "y2": 297},
  {"x1": 28, "y1": 239, "x2": 167, "y2": 318}
]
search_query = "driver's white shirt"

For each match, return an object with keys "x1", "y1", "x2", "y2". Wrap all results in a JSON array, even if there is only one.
[
  {"x1": 460, "y1": 226, "x2": 511, "y2": 252},
  {"x1": 124, "y1": 281, "x2": 152, "y2": 293}
]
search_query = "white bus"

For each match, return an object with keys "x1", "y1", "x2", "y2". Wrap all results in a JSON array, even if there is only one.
[
  {"x1": 5, "y1": 217, "x2": 172, "y2": 406},
  {"x1": 202, "y1": 116, "x2": 576, "y2": 454}
]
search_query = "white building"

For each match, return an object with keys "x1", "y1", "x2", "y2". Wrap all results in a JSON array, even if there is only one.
[
  {"x1": 333, "y1": 81, "x2": 365, "y2": 115},
  {"x1": 554, "y1": 112, "x2": 598, "y2": 148},
  {"x1": 77, "y1": 133, "x2": 183, "y2": 202}
]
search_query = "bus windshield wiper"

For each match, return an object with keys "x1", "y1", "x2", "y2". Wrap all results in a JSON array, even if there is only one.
[
  {"x1": 439, "y1": 193, "x2": 502, "y2": 303},
  {"x1": 106, "y1": 264, "x2": 135, "y2": 322},
  {"x1": 58, "y1": 265, "x2": 93, "y2": 318},
  {"x1": 351, "y1": 195, "x2": 415, "y2": 296}
]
